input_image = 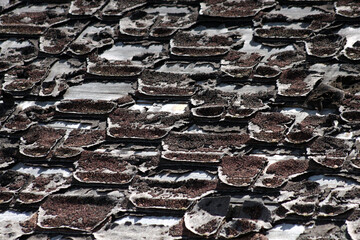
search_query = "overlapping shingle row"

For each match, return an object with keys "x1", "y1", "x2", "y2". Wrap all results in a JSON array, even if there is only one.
[{"x1": 1, "y1": 0, "x2": 360, "y2": 239}]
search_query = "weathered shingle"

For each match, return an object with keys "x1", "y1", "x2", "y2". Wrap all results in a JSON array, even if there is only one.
[{"x1": 1, "y1": 0, "x2": 360, "y2": 239}]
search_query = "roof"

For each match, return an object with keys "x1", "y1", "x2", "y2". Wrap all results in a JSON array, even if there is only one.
[{"x1": 0, "y1": 0, "x2": 360, "y2": 239}]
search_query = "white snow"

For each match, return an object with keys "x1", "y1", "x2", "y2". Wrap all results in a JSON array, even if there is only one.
[
  {"x1": 268, "y1": 6, "x2": 322, "y2": 19},
  {"x1": 44, "y1": 121, "x2": 92, "y2": 129},
  {"x1": 145, "y1": 6, "x2": 190, "y2": 15},
  {"x1": 338, "y1": 26, "x2": 360, "y2": 49},
  {"x1": 156, "y1": 62, "x2": 216, "y2": 74},
  {"x1": 100, "y1": 43, "x2": 163, "y2": 61},
  {"x1": 115, "y1": 216, "x2": 180, "y2": 226},
  {"x1": 129, "y1": 102, "x2": 188, "y2": 114},
  {"x1": 12, "y1": 163, "x2": 72, "y2": 177},
  {"x1": 267, "y1": 224, "x2": 305, "y2": 240},
  {"x1": 0, "y1": 210, "x2": 32, "y2": 221},
  {"x1": 149, "y1": 170, "x2": 216, "y2": 182},
  {"x1": 308, "y1": 175, "x2": 356, "y2": 187},
  {"x1": 63, "y1": 82, "x2": 133, "y2": 100}
]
